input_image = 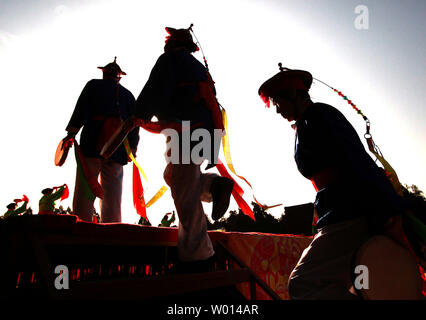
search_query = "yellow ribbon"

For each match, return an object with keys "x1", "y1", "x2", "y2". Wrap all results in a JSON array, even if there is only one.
[
  {"x1": 123, "y1": 138, "x2": 169, "y2": 208},
  {"x1": 367, "y1": 139, "x2": 403, "y2": 196},
  {"x1": 145, "y1": 186, "x2": 169, "y2": 208},
  {"x1": 221, "y1": 108, "x2": 253, "y2": 188},
  {"x1": 123, "y1": 139, "x2": 148, "y2": 182},
  {"x1": 221, "y1": 108, "x2": 278, "y2": 208}
]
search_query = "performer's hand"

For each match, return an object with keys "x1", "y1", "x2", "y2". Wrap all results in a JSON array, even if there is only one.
[
  {"x1": 61, "y1": 133, "x2": 75, "y2": 149},
  {"x1": 63, "y1": 132, "x2": 75, "y2": 144},
  {"x1": 64, "y1": 132, "x2": 75, "y2": 140}
]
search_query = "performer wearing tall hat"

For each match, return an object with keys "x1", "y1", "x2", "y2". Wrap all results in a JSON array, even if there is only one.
[
  {"x1": 64, "y1": 57, "x2": 139, "y2": 223},
  {"x1": 258, "y1": 65, "x2": 419, "y2": 299},
  {"x1": 103, "y1": 26, "x2": 234, "y2": 272}
]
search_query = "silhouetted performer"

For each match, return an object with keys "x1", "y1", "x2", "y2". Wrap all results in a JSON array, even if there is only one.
[
  {"x1": 64, "y1": 58, "x2": 139, "y2": 223},
  {"x1": 3, "y1": 195, "x2": 29, "y2": 218},
  {"x1": 159, "y1": 211, "x2": 176, "y2": 227},
  {"x1": 39, "y1": 185, "x2": 67, "y2": 215},
  {"x1": 138, "y1": 216, "x2": 151, "y2": 226},
  {"x1": 258, "y1": 66, "x2": 407, "y2": 299},
  {"x1": 132, "y1": 27, "x2": 233, "y2": 271}
]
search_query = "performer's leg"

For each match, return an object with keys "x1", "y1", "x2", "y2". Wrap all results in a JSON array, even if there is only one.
[
  {"x1": 164, "y1": 163, "x2": 215, "y2": 262},
  {"x1": 73, "y1": 158, "x2": 102, "y2": 222},
  {"x1": 99, "y1": 159, "x2": 123, "y2": 223},
  {"x1": 288, "y1": 217, "x2": 370, "y2": 300}
]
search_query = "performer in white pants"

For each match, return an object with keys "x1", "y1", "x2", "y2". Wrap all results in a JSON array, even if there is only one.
[
  {"x1": 73, "y1": 158, "x2": 123, "y2": 223},
  {"x1": 64, "y1": 58, "x2": 139, "y2": 223},
  {"x1": 131, "y1": 27, "x2": 234, "y2": 270},
  {"x1": 164, "y1": 163, "x2": 218, "y2": 262}
]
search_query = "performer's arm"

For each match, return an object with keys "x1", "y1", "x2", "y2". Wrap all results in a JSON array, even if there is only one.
[
  {"x1": 170, "y1": 212, "x2": 176, "y2": 223},
  {"x1": 14, "y1": 201, "x2": 28, "y2": 215},
  {"x1": 48, "y1": 185, "x2": 66, "y2": 202},
  {"x1": 135, "y1": 54, "x2": 176, "y2": 121},
  {"x1": 66, "y1": 81, "x2": 93, "y2": 136}
]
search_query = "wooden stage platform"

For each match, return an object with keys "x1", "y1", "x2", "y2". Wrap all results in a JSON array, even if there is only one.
[{"x1": 0, "y1": 214, "x2": 312, "y2": 300}]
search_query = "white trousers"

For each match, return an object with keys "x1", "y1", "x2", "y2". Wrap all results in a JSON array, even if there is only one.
[
  {"x1": 73, "y1": 157, "x2": 123, "y2": 223},
  {"x1": 163, "y1": 163, "x2": 218, "y2": 262}
]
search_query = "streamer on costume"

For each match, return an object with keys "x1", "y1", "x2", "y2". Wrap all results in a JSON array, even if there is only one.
[
  {"x1": 112, "y1": 69, "x2": 168, "y2": 214},
  {"x1": 221, "y1": 107, "x2": 281, "y2": 209},
  {"x1": 189, "y1": 24, "x2": 274, "y2": 217},
  {"x1": 145, "y1": 186, "x2": 169, "y2": 208},
  {"x1": 188, "y1": 24, "x2": 224, "y2": 131},
  {"x1": 312, "y1": 75, "x2": 403, "y2": 195},
  {"x1": 216, "y1": 159, "x2": 255, "y2": 220},
  {"x1": 123, "y1": 138, "x2": 169, "y2": 209},
  {"x1": 73, "y1": 139, "x2": 103, "y2": 200},
  {"x1": 132, "y1": 162, "x2": 147, "y2": 219},
  {"x1": 123, "y1": 138, "x2": 148, "y2": 182}
]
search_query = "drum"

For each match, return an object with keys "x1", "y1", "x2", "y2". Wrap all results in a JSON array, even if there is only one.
[
  {"x1": 353, "y1": 235, "x2": 422, "y2": 300},
  {"x1": 54, "y1": 138, "x2": 71, "y2": 167}
]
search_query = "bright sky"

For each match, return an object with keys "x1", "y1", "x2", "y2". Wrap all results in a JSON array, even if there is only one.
[{"x1": 1, "y1": 0, "x2": 425, "y2": 226}]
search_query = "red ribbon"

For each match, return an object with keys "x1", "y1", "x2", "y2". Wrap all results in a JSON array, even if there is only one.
[
  {"x1": 216, "y1": 159, "x2": 255, "y2": 220},
  {"x1": 14, "y1": 195, "x2": 29, "y2": 203},
  {"x1": 74, "y1": 140, "x2": 104, "y2": 199},
  {"x1": 61, "y1": 184, "x2": 69, "y2": 201},
  {"x1": 132, "y1": 162, "x2": 147, "y2": 219},
  {"x1": 52, "y1": 184, "x2": 69, "y2": 201}
]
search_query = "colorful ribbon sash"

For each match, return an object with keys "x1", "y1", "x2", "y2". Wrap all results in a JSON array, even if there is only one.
[
  {"x1": 123, "y1": 138, "x2": 168, "y2": 216},
  {"x1": 73, "y1": 139, "x2": 103, "y2": 200}
]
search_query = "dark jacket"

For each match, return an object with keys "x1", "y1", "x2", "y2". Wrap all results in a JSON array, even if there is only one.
[
  {"x1": 67, "y1": 78, "x2": 140, "y2": 165},
  {"x1": 134, "y1": 48, "x2": 218, "y2": 165},
  {"x1": 294, "y1": 103, "x2": 407, "y2": 231},
  {"x1": 135, "y1": 48, "x2": 215, "y2": 131}
]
